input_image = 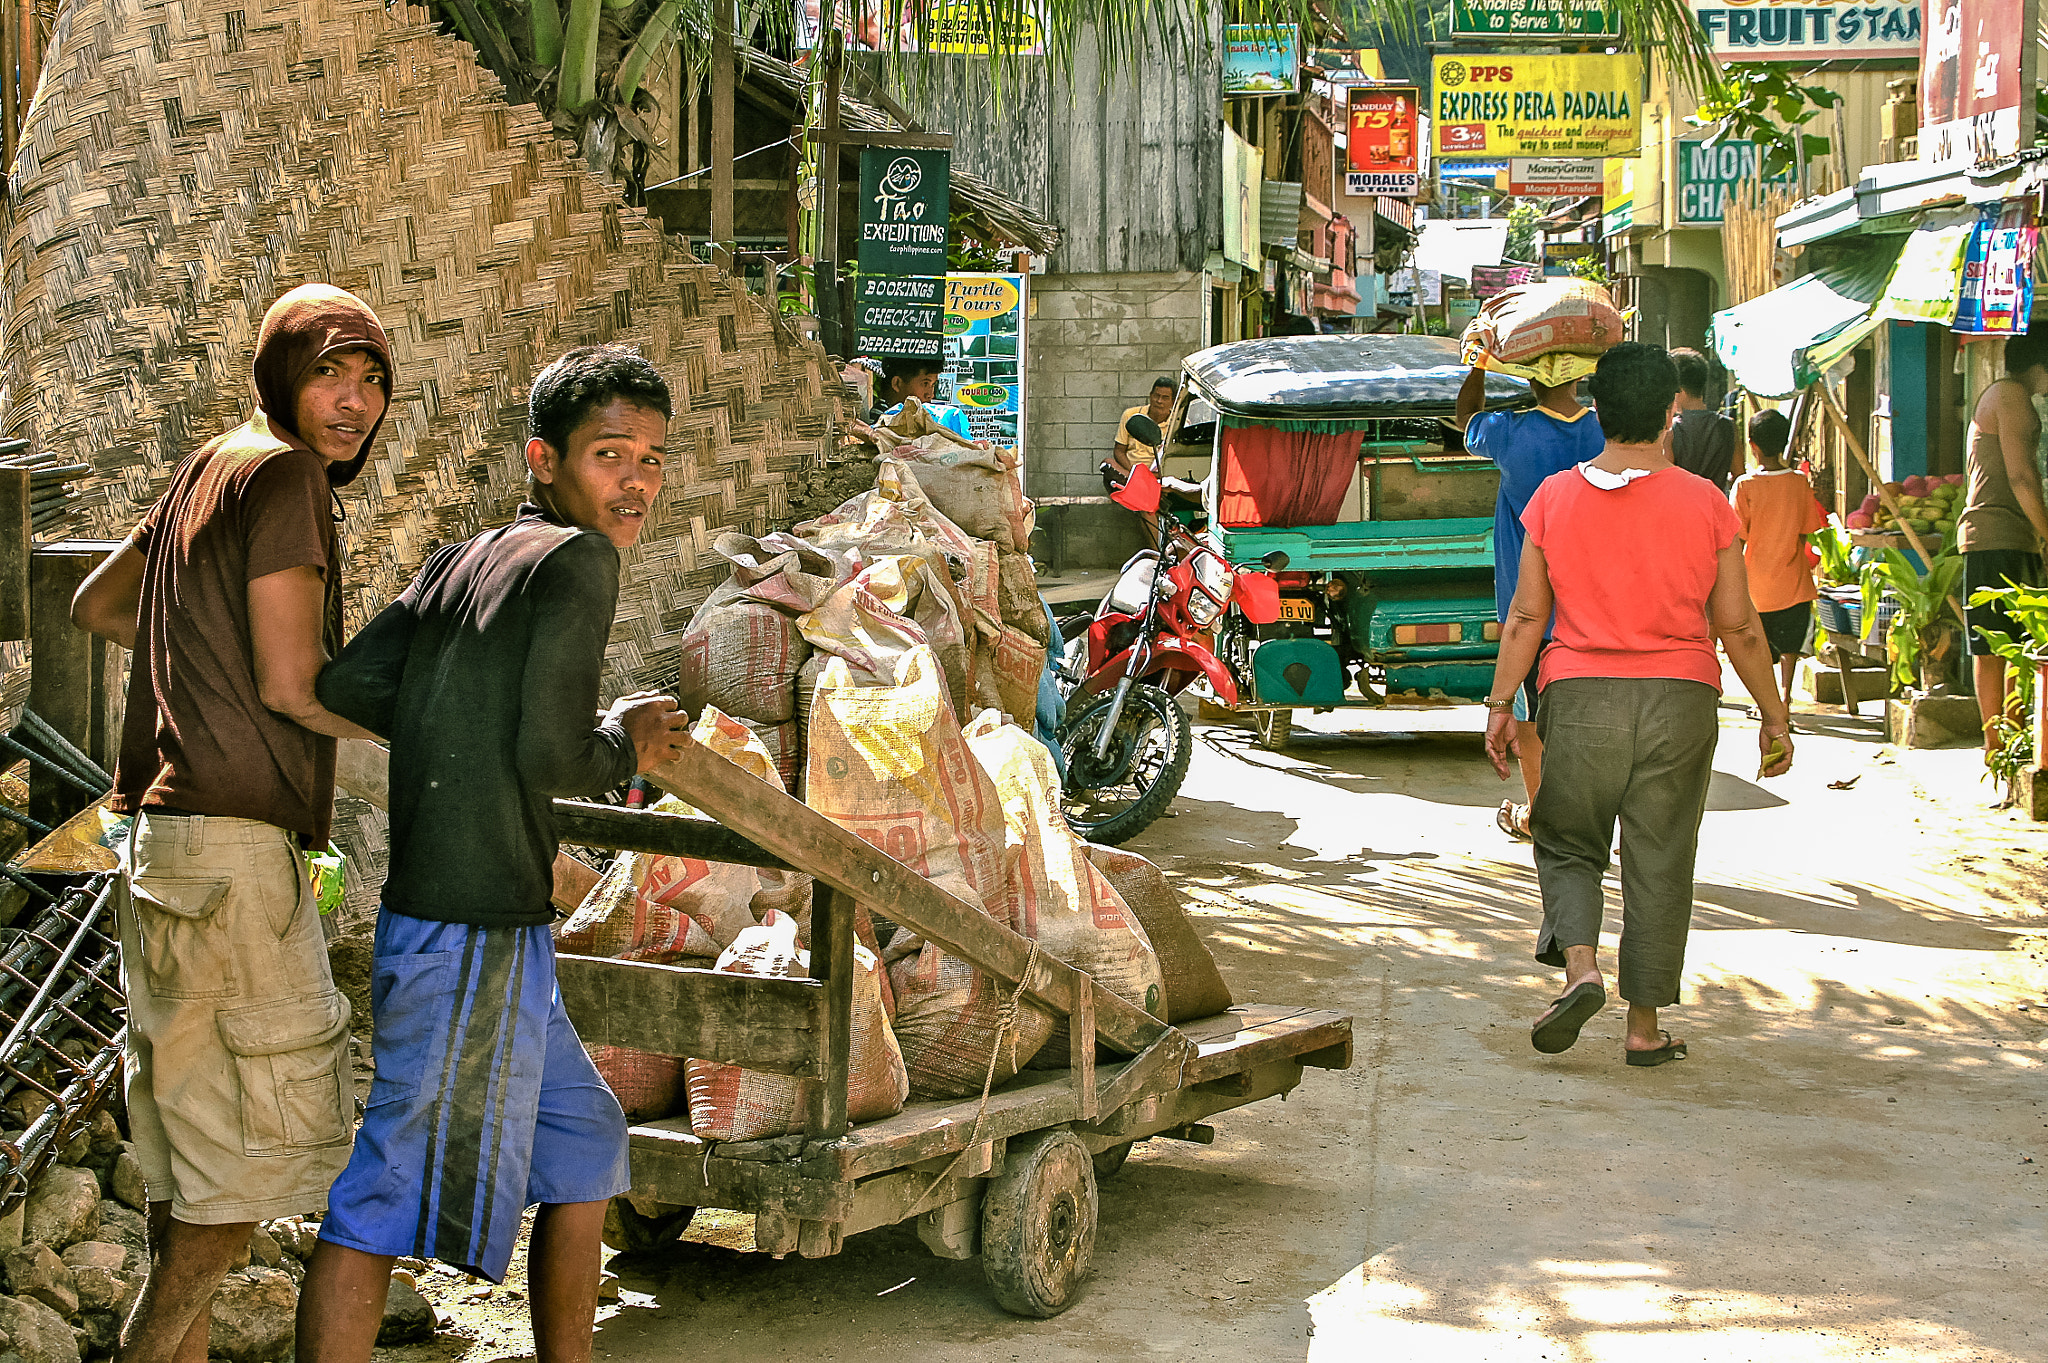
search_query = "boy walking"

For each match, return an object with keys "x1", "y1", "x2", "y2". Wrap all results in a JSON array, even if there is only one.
[
  {"x1": 295, "y1": 347, "x2": 690, "y2": 1361},
  {"x1": 1729, "y1": 409, "x2": 1828, "y2": 712},
  {"x1": 1452, "y1": 364, "x2": 1604, "y2": 840},
  {"x1": 69, "y1": 284, "x2": 392, "y2": 1363}
]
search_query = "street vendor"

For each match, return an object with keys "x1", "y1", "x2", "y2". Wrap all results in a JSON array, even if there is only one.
[
  {"x1": 69, "y1": 283, "x2": 392, "y2": 1363},
  {"x1": 1960, "y1": 330, "x2": 2048, "y2": 756},
  {"x1": 295, "y1": 346, "x2": 691, "y2": 1361},
  {"x1": 1451, "y1": 362, "x2": 1602, "y2": 842}
]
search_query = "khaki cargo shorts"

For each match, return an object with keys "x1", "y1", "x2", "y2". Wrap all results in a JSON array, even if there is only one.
[{"x1": 119, "y1": 812, "x2": 355, "y2": 1224}]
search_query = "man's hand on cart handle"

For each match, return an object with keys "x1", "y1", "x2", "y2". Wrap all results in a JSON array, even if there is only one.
[{"x1": 611, "y1": 691, "x2": 691, "y2": 773}]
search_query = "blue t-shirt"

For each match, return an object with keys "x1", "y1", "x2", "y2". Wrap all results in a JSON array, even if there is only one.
[
  {"x1": 1467, "y1": 404, "x2": 1604, "y2": 622},
  {"x1": 880, "y1": 402, "x2": 973, "y2": 440}
]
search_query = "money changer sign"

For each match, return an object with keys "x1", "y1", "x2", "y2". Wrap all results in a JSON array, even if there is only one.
[{"x1": 1431, "y1": 54, "x2": 1643, "y2": 159}]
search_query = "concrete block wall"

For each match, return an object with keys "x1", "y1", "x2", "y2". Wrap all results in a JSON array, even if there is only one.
[{"x1": 1025, "y1": 270, "x2": 1206, "y2": 501}]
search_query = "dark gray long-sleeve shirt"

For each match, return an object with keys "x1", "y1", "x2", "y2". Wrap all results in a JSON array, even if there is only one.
[{"x1": 318, "y1": 505, "x2": 637, "y2": 927}]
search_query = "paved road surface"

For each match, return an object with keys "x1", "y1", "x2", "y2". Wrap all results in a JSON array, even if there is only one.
[{"x1": 401, "y1": 700, "x2": 2048, "y2": 1362}]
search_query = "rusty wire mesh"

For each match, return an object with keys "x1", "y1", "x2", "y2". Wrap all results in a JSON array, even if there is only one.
[{"x1": 0, "y1": 870, "x2": 124, "y2": 1214}]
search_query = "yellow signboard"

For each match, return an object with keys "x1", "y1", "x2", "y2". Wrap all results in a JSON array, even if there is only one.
[{"x1": 1431, "y1": 54, "x2": 1643, "y2": 159}]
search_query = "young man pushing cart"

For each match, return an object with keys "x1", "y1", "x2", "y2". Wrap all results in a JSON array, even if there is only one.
[{"x1": 296, "y1": 346, "x2": 690, "y2": 1361}]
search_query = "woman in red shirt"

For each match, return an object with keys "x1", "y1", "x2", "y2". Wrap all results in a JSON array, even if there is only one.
[{"x1": 1482, "y1": 344, "x2": 1794, "y2": 1067}]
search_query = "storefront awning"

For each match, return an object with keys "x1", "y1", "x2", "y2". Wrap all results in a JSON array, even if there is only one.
[{"x1": 1708, "y1": 239, "x2": 1903, "y2": 399}]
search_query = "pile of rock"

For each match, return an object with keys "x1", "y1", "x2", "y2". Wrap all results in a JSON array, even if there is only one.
[{"x1": 0, "y1": 1108, "x2": 438, "y2": 1362}]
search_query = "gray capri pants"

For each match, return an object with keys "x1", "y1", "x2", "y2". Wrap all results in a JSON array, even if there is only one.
[{"x1": 1530, "y1": 676, "x2": 1721, "y2": 1008}]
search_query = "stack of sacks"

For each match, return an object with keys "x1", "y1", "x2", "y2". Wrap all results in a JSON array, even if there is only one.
[
  {"x1": 676, "y1": 532, "x2": 851, "y2": 793},
  {"x1": 686, "y1": 910, "x2": 909, "y2": 1141},
  {"x1": 1459, "y1": 278, "x2": 1624, "y2": 388},
  {"x1": 960, "y1": 713, "x2": 1164, "y2": 1066},
  {"x1": 557, "y1": 708, "x2": 809, "y2": 1120},
  {"x1": 795, "y1": 459, "x2": 1043, "y2": 734},
  {"x1": 808, "y1": 644, "x2": 1061, "y2": 1098}
]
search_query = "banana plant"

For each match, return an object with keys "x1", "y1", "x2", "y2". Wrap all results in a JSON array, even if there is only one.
[{"x1": 1861, "y1": 547, "x2": 1965, "y2": 692}]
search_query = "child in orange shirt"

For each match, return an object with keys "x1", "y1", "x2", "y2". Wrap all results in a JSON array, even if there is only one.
[{"x1": 1729, "y1": 409, "x2": 1829, "y2": 712}]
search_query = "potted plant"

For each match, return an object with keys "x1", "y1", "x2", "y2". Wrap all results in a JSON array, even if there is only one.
[
  {"x1": 1967, "y1": 582, "x2": 2048, "y2": 791},
  {"x1": 1860, "y1": 547, "x2": 1965, "y2": 694}
]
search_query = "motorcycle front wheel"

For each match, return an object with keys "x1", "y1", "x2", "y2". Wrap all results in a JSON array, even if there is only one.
[{"x1": 1058, "y1": 684, "x2": 1193, "y2": 846}]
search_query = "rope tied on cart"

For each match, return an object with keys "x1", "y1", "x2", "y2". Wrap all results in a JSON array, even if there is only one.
[{"x1": 905, "y1": 938, "x2": 1045, "y2": 1218}]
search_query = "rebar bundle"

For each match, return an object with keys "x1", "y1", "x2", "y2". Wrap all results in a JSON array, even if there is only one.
[{"x1": 0, "y1": 871, "x2": 124, "y2": 1213}]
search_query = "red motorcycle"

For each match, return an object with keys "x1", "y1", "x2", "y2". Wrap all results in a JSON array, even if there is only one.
[{"x1": 1053, "y1": 464, "x2": 1279, "y2": 844}]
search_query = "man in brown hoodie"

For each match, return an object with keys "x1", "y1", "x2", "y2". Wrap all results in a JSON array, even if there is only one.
[{"x1": 71, "y1": 284, "x2": 392, "y2": 1363}]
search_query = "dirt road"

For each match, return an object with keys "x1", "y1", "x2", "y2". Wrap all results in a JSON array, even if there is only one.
[{"x1": 395, "y1": 700, "x2": 2048, "y2": 1363}]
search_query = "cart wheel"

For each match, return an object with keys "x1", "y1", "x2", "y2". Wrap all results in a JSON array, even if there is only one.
[
  {"x1": 1254, "y1": 709, "x2": 1293, "y2": 750},
  {"x1": 1091, "y1": 1142, "x2": 1134, "y2": 1180},
  {"x1": 981, "y1": 1130, "x2": 1098, "y2": 1317},
  {"x1": 603, "y1": 1195, "x2": 695, "y2": 1253}
]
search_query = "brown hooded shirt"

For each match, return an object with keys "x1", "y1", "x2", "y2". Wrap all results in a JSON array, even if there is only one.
[{"x1": 110, "y1": 284, "x2": 393, "y2": 845}]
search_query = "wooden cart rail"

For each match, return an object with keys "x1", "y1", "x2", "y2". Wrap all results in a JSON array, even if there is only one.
[{"x1": 552, "y1": 738, "x2": 1190, "y2": 1144}]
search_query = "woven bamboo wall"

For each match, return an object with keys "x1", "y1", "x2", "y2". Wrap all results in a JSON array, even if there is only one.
[{"x1": 0, "y1": 0, "x2": 843, "y2": 687}]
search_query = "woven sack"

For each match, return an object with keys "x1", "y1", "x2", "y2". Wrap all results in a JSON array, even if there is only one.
[
  {"x1": 588, "y1": 1047, "x2": 688, "y2": 1122},
  {"x1": 678, "y1": 602, "x2": 809, "y2": 724},
  {"x1": 1459, "y1": 279, "x2": 1623, "y2": 366},
  {"x1": 686, "y1": 912, "x2": 908, "y2": 1141},
  {"x1": 996, "y1": 550, "x2": 1050, "y2": 645},
  {"x1": 891, "y1": 444, "x2": 1034, "y2": 553},
  {"x1": 1083, "y1": 845, "x2": 1233, "y2": 1023},
  {"x1": 807, "y1": 646, "x2": 1054, "y2": 1098},
  {"x1": 991, "y1": 625, "x2": 1047, "y2": 727},
  {"x1": 961, "y1": 714, "x2": 1163, "y2": 1068}
]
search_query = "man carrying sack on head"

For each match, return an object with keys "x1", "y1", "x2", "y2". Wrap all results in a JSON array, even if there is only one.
[
  {"x1": 296, "y1": 346, "x2": 691, "y2": 1363},
  {"x1": 70, "y1": 284, "x2": 394, "y2": 1363}
]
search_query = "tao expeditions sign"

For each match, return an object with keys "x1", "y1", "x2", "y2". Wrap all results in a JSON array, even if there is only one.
[
  {"x1": 1431, "y1": 54, "x2": 1642, "y2": 158},
  {"x1": 1676, "y1": 139, "x2": 1797, "y2": 225},
  {"x1": 855, "y1": 148, "x2": 951, "y2": 360},
  {"x1": 1688, "y1": 0, "x2": 1921, "y2": 61},
  {"x1": 1452, "y1": 0, "x2": 1621, "y2": 38}
]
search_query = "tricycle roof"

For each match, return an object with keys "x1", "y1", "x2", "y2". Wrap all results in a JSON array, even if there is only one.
[{"x1": 1183, "y1": 334, "x2": 1530, "y2": 422}]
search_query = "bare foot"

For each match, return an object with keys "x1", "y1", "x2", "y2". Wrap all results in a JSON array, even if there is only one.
[{"x1": 1624, "y1": 1002, "x2": 1684, "y2": 1055}]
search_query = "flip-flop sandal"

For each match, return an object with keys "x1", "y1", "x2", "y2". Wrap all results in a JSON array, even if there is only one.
[
  {"x1": 1530, "y1": 980, "x2": 1605, "y2": 1054},
  {"x1": 1496, "y1": 800, "x2": 1532, "y2": 842},
  {"x1": 1625, "y1": 1031, "x2": 1687, "y2": 1067}
]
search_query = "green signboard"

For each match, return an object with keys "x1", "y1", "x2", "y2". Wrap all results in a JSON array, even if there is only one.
[
  {"x1": 854, "y1": 276, "x2": 945, "y2": 360},
  {"x1": 1675, "y1": 139, "x2": 1795, "y2": 226},
  {"x1": 1450, "y1": 0, "x2": 1621, "y2": 38},
  {"x1": 857, "y1": 148, "x2": 951, "y2": 278}
]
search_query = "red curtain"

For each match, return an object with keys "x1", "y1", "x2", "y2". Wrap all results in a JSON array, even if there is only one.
[{"x1": 1217, "y1": 426, "x2": 1363, "y2": 527}]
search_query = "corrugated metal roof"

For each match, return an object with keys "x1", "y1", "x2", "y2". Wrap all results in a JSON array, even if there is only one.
[{"x1": 1261, "y1": 181, "x2": 1305, "y2": 249}]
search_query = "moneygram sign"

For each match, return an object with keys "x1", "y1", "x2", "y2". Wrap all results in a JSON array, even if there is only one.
[
  {"x1": 1431, "y1": 54, "x2": 1643, "y2": 158},
  {"x1": 1688, "y1": 0, "x2": 1921, "y2": 60}
]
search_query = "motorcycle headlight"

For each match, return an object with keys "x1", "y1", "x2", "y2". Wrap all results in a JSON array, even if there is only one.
[
  {"x1": 1186, "y1": 590, "x2": 1223, "y2": 628},
  {"x1": 1185, "y1": 552, "x2": 1230, "y2": 627}
]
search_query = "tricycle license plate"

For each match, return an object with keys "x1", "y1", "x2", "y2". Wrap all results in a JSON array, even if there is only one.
[{"x1": 1276, "y1": 598, "x2": 1317, "y2": 623}]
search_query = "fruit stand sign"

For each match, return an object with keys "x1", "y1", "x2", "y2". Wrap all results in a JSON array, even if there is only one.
[
  {"x1": 854, "y1": 276, "x2": 945, "y2": 360},
  {"x1": 1451, "y1": 0, "x2": 1621, "y2": 38},
  {"x1": 1223, "y1": 24, "x2": 1301, "y2": 97},
  {"x1": 1345, "y1": 86, "x2": 1421, "y2": 197},
  {"x1": 857, "y1": 147, "x2": 951, "y2": 278},
  {"x1": 1688, "y1": 0, "x2": 1921, "y2": 61},
  {"x1": 1431, "y1": 54, "x2": 1643, "y2": 158},
  {"x1": 1509, "y1": 158, "x2": 1604, "y2": 196},
  {"x1": 1675, "y1": 139, "x2": 1796, "y2": 225}
]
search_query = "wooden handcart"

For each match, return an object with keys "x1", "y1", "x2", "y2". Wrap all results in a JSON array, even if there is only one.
[{"x1": 549, "y1": 741, "x2": 1353, "y2": 1317}]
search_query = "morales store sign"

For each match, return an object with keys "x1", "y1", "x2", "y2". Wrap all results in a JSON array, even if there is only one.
[
  {"x1": 1346, "y1": 86, "x2": 1421, "y2": 198},
  {"x1": 1686, "y1": 0, "x2": 1921, "y2": 61},
  {"x1": 1431, "y1": 54, "x2": 1643, "y2": 159}
]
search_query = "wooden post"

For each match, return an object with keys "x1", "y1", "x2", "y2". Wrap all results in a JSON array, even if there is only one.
[
  {"x1": 805, "y1": 882, "x2": 855, "y2": 1139},
  {"x1": 1068, "y1": 972, "x2": 1097, "y2": 1121},
  {"x1": 816, "y1": 29, "x2": 844, "y2": 357},
  {"x1": 0, "y1": 466, "x2": 30, "y2": 642},
  {"x1": 709, "y1": 0, "x2": 734, "y2": 267},
  {"x1": 28, "y1": 541, "x2": 120, "y2": 828},
  {"x1": 2, "y1": 0, "x2": 16, "y2": 174}
]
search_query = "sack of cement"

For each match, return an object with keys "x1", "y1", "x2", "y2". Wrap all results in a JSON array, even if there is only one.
[
  {"x1": 677, "y1": 533, "x2": 848, "y2": 725},
  {"x1": 1460, "y1": 278, "x2": 1623, "y2": 385},
  {"x1": 1083, "y1": 844, "x2": 1234, "y2": 1023},
  {"x1": 686, "y1": 911, "x2": 908, "y2": 1141}
]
